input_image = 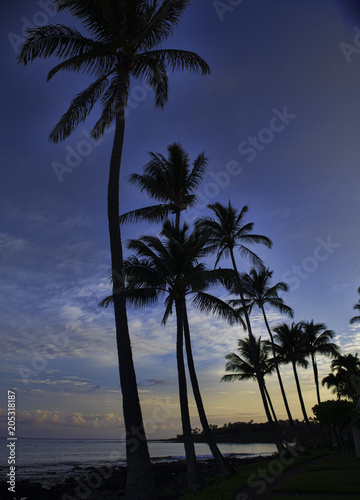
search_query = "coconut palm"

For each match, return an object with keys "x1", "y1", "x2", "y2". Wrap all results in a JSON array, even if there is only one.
[
  {"x1": 120, "y1": 142, "x2": 208, "y2": 228},
  {"x1": 272, "y1": 322, "x2": 317, "y2": 450},
  {"x1": 195, "y1": 202, "x2": 286, "y2": 452},
  {"x1": 17, "y1": 2, "x2": 209, "y2": 497},
  {"x1": 118, "y1": 144, "x2": 235, "y2": 477},
  {"x1": 322, "y1": 353, "x2": 360, "y2": 403},
  {"x1": 299, "y1": 320, "x2": 339, "y2": 405},
  {"x1": 101, "y1": 220, "x2": 235, "y2": 486},
  {"x1": 234, "y1": 267, "x2": 301, "y2": 443},
  {"x1": 221, "y1": 337, "x2": 278, "y2": 422}
]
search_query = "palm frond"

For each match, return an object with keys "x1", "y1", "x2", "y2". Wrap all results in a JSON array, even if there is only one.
[
  {"x1": 49, "y1": 76, "x2": 109, "y2": 143},
  {"x1": 17, "y1": 25, "x2": 97, "y2": 66}
]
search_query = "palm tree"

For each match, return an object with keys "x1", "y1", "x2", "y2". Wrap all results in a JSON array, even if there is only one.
[
  {"x1": 350, "y1": 287, "x2": 360, "y2": 325},
  {"x1": 195, "y1": 202, "x2": 286, "y2": 453},
  {"x1": 101, "y1": 220, "x2": 235, "y2": 486},
  {"x1": 322, "y1": 353, "x2": 360, "y2": 403},
  {"x1": 235, "y1": 267, "x2": 302, "y2": 444},
  {"x1": 300, "y1": 320, "x2": 339, "y2": 405},
  {"x1": 272, "y1": 322, "x2": 317, "y2": 450},
  {"x1": 118, "y1": 143, "x2": 234, "y2": 477},
  {"x1": 221, "y1": 337, "x2": 278, "y2": 423},
  {"x1": 120, "y1": 142, "x2": 208, "y2": 229},
  {"x1": 17, "y1": 2, "x2": 209, "y2": 497}
]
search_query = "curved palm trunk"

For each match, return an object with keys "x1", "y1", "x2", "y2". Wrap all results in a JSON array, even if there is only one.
[
  {"x1": 229, "y1": 250, "x2": 285, "y2": 453},
  {"x1": 311, "y1": 353, "x2": 321, "y2": 405},
  {"x1": 261, "y1": 306, "x2": 303, "y2": 447},
  {"x1": 108, "y1": 94, "x2": 155, "y2": 499},
  {"x1": 291, "y1": 361, "x2": 317, "y2": 451},
  {"x1": 182, "y1": 300, "x2": 236, "y2": 477},
  {"x1": 263, "y1": 381, "x2": 278, "y2": 424},
  {"x1": 311, "y1": 353, "x2": 326, "y2": 448},
  {"x1": 175, "y1": 299, "x2": 203, "y2": 490}
]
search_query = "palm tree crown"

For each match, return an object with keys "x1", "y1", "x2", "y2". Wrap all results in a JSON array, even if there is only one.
[
  {"x1": 17, "y1": 0, "x2": 210, "y2": 143},
  {"x1": 221, "y1": 336, "x2": 275, "y2": 383},
  {"x1": 120, "y1": 142, "x2": 208, "y2": 225},
  {"x1": 232, "y1": 266, "x2": 294, "y2": 318},
  {"x1": 322, "y1": 353, "x2": 360, "y2": 403},
  {"x1": 195, "y1": 201, "x2": 272, "y2": 268}
]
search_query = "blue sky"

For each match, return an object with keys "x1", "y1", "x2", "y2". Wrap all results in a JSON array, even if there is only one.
[{"x1": 1, "y1": 0, "x2": 360, "y2": 439}]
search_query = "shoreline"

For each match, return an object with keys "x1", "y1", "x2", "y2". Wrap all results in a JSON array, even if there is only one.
[{"x1": 0, "y1": 455, "x2": 274, "y2": 500}]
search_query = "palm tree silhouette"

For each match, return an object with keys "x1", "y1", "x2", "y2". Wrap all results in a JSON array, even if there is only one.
[
  {"x1": 195, "y1": 202, "x2": 287, "y2": 453},
  {"x1": 102, "y1": 220, "x2": 235, "y2": 487},
  {"x1": 322, "y1": 353, "x2": 360, "y2": 403},
  {"x1": 17, "y1": 2, "x2": 209, "y2": 496},
  {"x1": 221, "y1": 337, "x2": 278, "y2": 423},
  {"x1": 300, "y1": 320, "x2": 339, "y2": 405},
  {"x1": 120, "y1": 142, "x2": 208, "y2": 228},
  {"x1": 117, "y1": 143, "x2": 234, "y2": 476},
  {"x1": 234, "y1": 267, "x2": 302, "y2": 444},
  {"x1": 272, "y1": 322, "x2": 317, "y2": 450}
]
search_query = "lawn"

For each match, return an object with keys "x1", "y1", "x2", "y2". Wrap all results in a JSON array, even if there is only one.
[
  {"x1": 179, "y1": 451, "x2": 333, "y2": 500},
  {"x1": 272, "y1": 454, "x2": 360, "y2": 496}
]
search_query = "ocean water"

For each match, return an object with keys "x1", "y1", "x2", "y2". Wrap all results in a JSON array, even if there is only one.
[{"x1": 0, "y1": 438, "x2": 277, "y2": 486}]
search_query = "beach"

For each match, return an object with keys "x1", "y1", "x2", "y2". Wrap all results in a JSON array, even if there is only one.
[
  {"x1": 0, "y1": 438, "x2": 277, "y2": 499},
  {"x1": 0, "y1": 455, "x2": 272, "y2": 500}
]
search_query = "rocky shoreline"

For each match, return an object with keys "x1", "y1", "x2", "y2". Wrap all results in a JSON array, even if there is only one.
[{"x1": 0, "y1": 455, "x2": 271, "y2": 500}]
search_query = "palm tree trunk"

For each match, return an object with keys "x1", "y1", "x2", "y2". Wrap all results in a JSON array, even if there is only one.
[
  {"x1": 108, "y1": 92, "x2": 155, "y2": 499},
  {"x1": 175, "y1": 299, "x2": 203, "y2": 490},
  {"x1": 291, "y1": 361, "x2": 317, "y2": 451},
  {"x1": 263, "y1": 381, "x2": 278, "y2": 424},
  {"x1": 229, "y1": 250, "x2": 285, "y2": 453},
  {"x1": 312, "y1": 353, "x2": 325, "y2": 448},
  {"x1": 311, "y1": 354, "x2": 321, "y2": 405},
  {"x1": 182, "y1": 300, "x2": 236, "y2": 477},
  {"x1": 261, "y1": 306, "x2": 303, "y2": 447}
]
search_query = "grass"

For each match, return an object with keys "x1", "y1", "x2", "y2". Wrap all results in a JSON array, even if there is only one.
[
  {"x1": 272, "y1": 454, "x2": 360, "y2": 495},
  {"x1": 179, "y1": 450, "x2": 331, "y2": 500}
]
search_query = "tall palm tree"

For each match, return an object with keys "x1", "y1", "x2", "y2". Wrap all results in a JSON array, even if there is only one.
[
  {"x1": 17, "y1": 2, "x2": 209, "y2": 497},
  {"x1": 120, "y1": 142, "x2": 208, "y2": 228},
  {"x1": 322, "y1": 353, "x2": 360, "y2": 403},
  {"x1": 272, "y1": 322, "x2": 317, "y2": 450},
  {"x1": 117, "y1": 143, "x2": 234, "y2": 476},
  {"x1": 234, "y1": 267, "x2": 301, "y2": 443},
  {"x1": 221, "y1": 337, "x2": 278, "y2": 423},
  {"x1": 195, "y1": 202, "x2": 286, "y2": 453},
  {"x1": 101, "y1": 220, "x2": 235, "y2": 486},
  {"x1": 300, "y1": 320, "x2": 339, "y2": 405}
]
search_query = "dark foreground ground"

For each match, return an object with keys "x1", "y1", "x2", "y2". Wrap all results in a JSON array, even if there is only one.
[{"x1": 0, "y1": 456, "x2": 266, "y2": 500}]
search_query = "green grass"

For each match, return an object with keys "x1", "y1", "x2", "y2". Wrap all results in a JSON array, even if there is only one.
[
  {"x1": 272, "y1": 454, "x2": 360, "y2": 495},
  {"x1": 179, "y1": 451, "x2": 331, "y2": 500}
]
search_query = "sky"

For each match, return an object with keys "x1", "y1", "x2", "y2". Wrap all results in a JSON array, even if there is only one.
[{"x1": 1, "y1": 0, "x2": 360, "y2": 440}]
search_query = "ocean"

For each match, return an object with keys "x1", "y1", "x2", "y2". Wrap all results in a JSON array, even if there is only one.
[{"x1": 0, "y1": 438, "x2": 277, "y2": 486}]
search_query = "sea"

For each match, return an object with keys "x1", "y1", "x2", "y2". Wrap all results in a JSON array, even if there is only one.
[{"x1": 0, "y1": 438, "x2": 277, "y2": 487}]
